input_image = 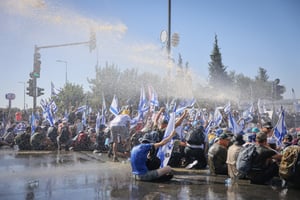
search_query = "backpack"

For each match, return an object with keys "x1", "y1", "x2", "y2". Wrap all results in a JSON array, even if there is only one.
[
  {"x1": 236, "y1": 144, "x2": 258, "y2": 176},
  {"x1": 146, "y1": 145, "x2": 161, "y2": 170},
  {"x1": 279, "y1": 145, "x2": 300, "y2": 181},
  {"x1": 186, "y1": 128, "x2": 205, "y2": 145}
]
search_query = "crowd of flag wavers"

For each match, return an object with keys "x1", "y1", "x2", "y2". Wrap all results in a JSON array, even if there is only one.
[{"x1": 1, "y1": 88, "x2": 300, "y2": 187}]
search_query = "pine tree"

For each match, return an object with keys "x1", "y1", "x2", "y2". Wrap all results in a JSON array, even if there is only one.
[{"x1": 208, "y1": 34, "x2": 231, "y2": 90}]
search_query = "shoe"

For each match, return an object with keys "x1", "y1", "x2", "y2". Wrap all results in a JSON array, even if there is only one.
[
  {"x1": 185, "y1": 160, "x2": 198, "y2": 169},
  {"x1": 113, "y1": 157, "x2": 119, "y2": 162}
]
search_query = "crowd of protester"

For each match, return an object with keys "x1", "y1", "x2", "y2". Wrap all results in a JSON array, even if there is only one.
[{"x1": 1, "y1": 105, "x2": 300, "y2": 187}]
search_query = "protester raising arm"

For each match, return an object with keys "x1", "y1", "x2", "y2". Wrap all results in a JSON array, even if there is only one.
[{"x1": 154, "y1": 129, "x2": 177, "y2": 149}]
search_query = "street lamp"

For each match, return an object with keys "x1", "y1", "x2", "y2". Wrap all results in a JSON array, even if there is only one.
[
  {"x1": 18, "y1": 81, "x2": 25, "y2": 110},
  {"x1": 56, "y1": 60, "x2": 68, "y2": 85}
]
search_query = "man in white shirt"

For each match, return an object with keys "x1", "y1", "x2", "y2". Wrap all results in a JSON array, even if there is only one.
[{"x1": 109, "y1": 110, "x2": 131, "y2": 162}]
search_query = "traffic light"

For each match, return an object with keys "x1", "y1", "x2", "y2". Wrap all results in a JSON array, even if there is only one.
[
  {"x1": 272, "y1": 78, "x2": 286, "y2": 100},
  {"x1": 37, "y1": 87, "x2": 44, "y2": 97},
  {"x1": 33, "y1": 49, "x2": 41, "y2": 78},
  {"x1": 89, "y1": 31, "x2": 96, "y2": 52},
  {"x1": 26, "y1": 79, "x2": 34, "y2": 97}
]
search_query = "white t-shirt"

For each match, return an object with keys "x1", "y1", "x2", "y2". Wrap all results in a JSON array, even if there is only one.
[{"x1": 110, "y1": 114, "x2": 131, "y2": 127}]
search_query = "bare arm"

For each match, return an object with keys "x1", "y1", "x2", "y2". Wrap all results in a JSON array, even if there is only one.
[
  {"x1": 154, "y1": 129, "x2": 176, "y2": 149},
  {"x1": 175, "y1": 109, "x2": 188, "y2": 128},
  {"x1": 154, "y1": 107, "x2": 165, "y2": 127}
]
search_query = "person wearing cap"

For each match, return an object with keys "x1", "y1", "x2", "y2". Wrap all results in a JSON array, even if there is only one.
[
  {"x1": 247, "y1": 131, "x2": 282, "y2": 185},
  {"x1": 130, "y1": 129, "x2": 177, "y2": 181},
  {"x1": 280, "y1": 134, "x2": 293, "y2": 153},
  {"x1": 226, "y1": 134, "x2": 245, "y2": 179},
  {"x1": 208, "y1": 133, "x2": 231, "y2": 175},
  {"x1": 261, "y1": 121, "x2": 278, "y2": 151}
]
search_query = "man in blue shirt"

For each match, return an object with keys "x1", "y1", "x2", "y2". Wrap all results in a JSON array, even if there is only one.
[{"x1": 130, "y1": 129, "x2": 177, "y2": 181}]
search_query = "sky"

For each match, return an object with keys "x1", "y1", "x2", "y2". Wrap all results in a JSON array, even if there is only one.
[{"x1": 0, "y1": 0, "x2": 299, "y2": 109}]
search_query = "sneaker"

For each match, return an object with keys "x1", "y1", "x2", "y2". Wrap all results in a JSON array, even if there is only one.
[
  {"x1": 113, "y1": 157, "x2": 119, "y2": 162},
  {"x1": 185, "y1": 160, "x2": 198, "y2": 169}
]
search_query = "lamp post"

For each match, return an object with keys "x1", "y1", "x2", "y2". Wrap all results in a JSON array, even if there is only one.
[
  {"x1": 56, "y1": 60, "x2": 68, "y2": 85},
  {"x1": 18, "y1": 81, "x2": 25, "y2": 110}
]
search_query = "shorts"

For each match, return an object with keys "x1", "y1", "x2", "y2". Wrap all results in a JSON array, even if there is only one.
[
  {"x1": 110, "y1": 126, "x2": 129, "y2": 143},
  {"x1": 135, "y1": 170, "x2": 159, "y2": 181}
]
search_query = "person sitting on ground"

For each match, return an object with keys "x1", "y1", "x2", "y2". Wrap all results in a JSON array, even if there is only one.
[
  {"x1": 183, "y1": 122, "x2": 207, "y2": 169},
  {"x1": 14, "y1": 126, "x2": 32, "y2": 150},
  {"x1": 208, "y1": 132, "x2": 231, "y2": 175},
  {"x1": 226, "y1": 134, "x2": 245, "y2": 179},
  {"x1": 130, "y1": 129, "x2": 177, "y2": 182},
  {"x1": 247, "y1": 131, "x2": 282, "y2": 185},
  {"x1": 30, "y1": 126, "x2": 54, "y2": 150}
]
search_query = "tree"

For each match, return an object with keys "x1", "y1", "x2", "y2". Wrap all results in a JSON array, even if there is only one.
[
  {"x1": 208, "y1": 34, "x2": 232, "y2": 90},
  {"x1": 52, "y1": 82, "x2": 85, "y2": 115}
]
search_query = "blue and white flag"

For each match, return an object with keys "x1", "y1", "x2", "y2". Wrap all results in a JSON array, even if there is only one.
[
  {"x1": 30, "y1": 112, "x2": 36, "y2": 134},
  {"x1": 257, "y1": 99, "x2": 267, "y2": 114},
  {"x1": 148, "y1": 85, "x2": 159, "y2": 110},
  {"x1": 242, "y1": 104, "x2": 254, "y2": 123},
  {"x1": 49, "y1": 100, "x2": 58, "y2": 114},
  {"x1": 175, "y1": 98, "x2": 195, "y2": 115},
  {"x1": 95, "y1": 111, "x2": 101, "y2": 131},
  {"x1": 51, "y1": 81, "x2": 61, "y2": 97},
  {"x1": 40, "y1": 99, "x2": 55, "y2": 126},
  {"x1": 228, "y1": 112, "x2": 243, "y2": 134},
  {"x1": 101, "y1": 94, "x2": 107, "y2": 125},
  {"x1": 223, "y1": 101, "x2": 231, "y2": 114},
  {"x1": 157, "y1": 111, "x2": 175, "y2": 167},
  {"x1": 274, "y1": 108, "x2": 287, "y2": 146},
  {"x1": 213, "y1": 108, "x2": 223, "y2": 127},
  {"x1": 137, "y1": 87, "x2": 149, "y2": 120},
  {"x1": 109, "y1": 95, "x2": 119, "y2": 116},
  {"x1": 76, "y1": 105, "x2": 87, "y2": 114},
  {"x1": 82, "y1": 111, "x2": 87, "y2": 127}
]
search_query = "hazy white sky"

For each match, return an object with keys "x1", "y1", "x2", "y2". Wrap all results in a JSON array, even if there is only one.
[{"x1": 0, "y1": 0, "x2": 299, "y2": 109}]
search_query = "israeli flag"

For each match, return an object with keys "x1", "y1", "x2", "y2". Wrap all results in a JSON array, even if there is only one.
[
  {"x1": 95, "y1": 111, "x2": 101, "y2": 131},
  {"x1": 138, "y1": 87, "x2": 149, "y2": 120},
  {"x1": 30, "y1": 112, "x2": 36, "y2": 134},
  {"x1": 157, "y1": 111, "x2": 176, "y2": 167},
  {"x1": 274, "y1": 108, "x2": 287, "y2": 146},
  {"x1": 214, "y1": 108, "x2": 223, "y2": 127},
  {"x1": 228, "y1": 112, "x2": 243, "y2": 134},
  {"x1": 51, "y1": 81, "x2": 61, "y2": 97},
  {"x1": 109, "y1": 95, "x2": 119, "y2": 116},
  {"x1": 149, "y1": 85, "x2": 159, "y2": 109},
  {"x1": 223, "y1": 101, "x2": 231, "y2": 114},
  {"x1": 101, "y1": 94, "x2": 107, "y2": 125},
  {"x1": 76, "y1": 105, "x2": 87, "y2": 113}
]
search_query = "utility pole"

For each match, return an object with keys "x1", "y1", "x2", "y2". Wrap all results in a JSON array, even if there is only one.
[{"x1": 27, "y1": 31, "x2": 97, "y2": 111}]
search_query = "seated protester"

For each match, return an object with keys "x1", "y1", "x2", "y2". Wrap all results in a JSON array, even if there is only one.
[
  {"x1": 130, "y1": 129, "x2": 178, "y2": 182},
  {"x1": 248, "y1": 131, "x2": 282, "y2": 185},
  {"x1": 226, "y1": 134, "x2": 245, "y2": 179},
  {"x1": 47, "y1": 124, "x2": 58, "y2": 146},
  {"x1": 184, "y1": 123, "x2": 207, "y2": 169},
  {"x1": 72, "y1": 130, "x2": 90, "y2": 151},
  {"x1": 208, "y1": 133, "x2": 231, "y2": 175},
  {"x1": 94, "y1": 124, "x2": 109, "y2": 153},
  {"x1": 14, "y1": 126, "x2": 32, "y2": 150},
  {"x1": 57, "y1": 120, "x2": 71, "y2": 151},
  {"x1": 30, "y1": 126, "x2": 54, "y2": 150}
]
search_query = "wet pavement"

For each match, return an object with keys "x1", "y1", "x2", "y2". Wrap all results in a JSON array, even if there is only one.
[{"x1": 0, "y1": 147, "x2": 299, "y2": 200}]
